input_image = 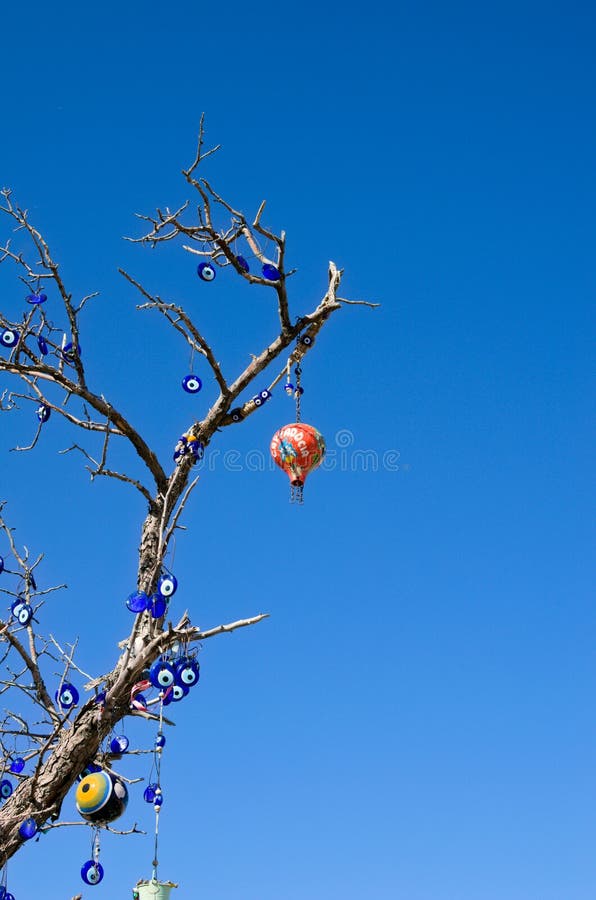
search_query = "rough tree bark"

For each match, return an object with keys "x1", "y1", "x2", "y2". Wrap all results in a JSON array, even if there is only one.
[{"x1": 0, "y1": 116, "x2": 376, "y2": 871}]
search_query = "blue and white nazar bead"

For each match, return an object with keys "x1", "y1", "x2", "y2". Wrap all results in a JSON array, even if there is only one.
[
  {"x1": 253, "y1": 389, "x2": 272, "y2": 407},
  {"x1": 55, "y1": 682, "x2": 79, "y2": 710},
  {"x1": 182, "y1": 374, "x2": 202, "y2": 394},
  {"x1": 149, "y1": 658, "x2": 176, "y2": 689},
  {"x1": 175, "y1": 656, "x2": 200, "y2": 687},
  {"x1": 36, "y1": 404, "x2": 51, "y2": 423},
  {"x1": 81, "y1": 860, "x2": 104, "y2": 886},
  {"x1": 11, "y1": 598, "x2": 33, "y2": 626},
  {"x1": 158, "y1": 572, "x2": 178, "y2": 598},
  {"x1": 197, "y1": 262, "x2": 216, "y2": 281},
  {"x1": 26, "y1": 292, "x2": 47, "y2": 305},
  {"x1": 1, "y1": 328, "x2": 19, "y2": 348}
]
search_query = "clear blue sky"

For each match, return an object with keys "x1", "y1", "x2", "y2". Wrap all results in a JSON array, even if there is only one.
[{"x1": 0, "y1": 1, "x2": 594, "y2": 898}]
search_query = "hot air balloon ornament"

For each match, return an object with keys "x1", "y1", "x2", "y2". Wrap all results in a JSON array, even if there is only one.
[{"x1": 270, "y1": 363, "x2": 325, "y2": 503}]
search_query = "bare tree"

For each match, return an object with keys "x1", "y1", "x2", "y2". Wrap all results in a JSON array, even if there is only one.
[{"x1": 0, "y1": 116, "x2": 375, "y2": 876}]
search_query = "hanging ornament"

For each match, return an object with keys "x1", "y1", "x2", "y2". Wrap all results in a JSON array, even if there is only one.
[
  {"x1": 174, "y1": 657, "x2": 200, "y2": 688},
  {"x1": 36, "y1": 404, "x2": 50, "y2": 423},
  {"x1": 9, "y1": 757, "x2": 25, "y2": 774},
  {"x1": 18, "y1": 817, "x2": 37, "y2": 839},
  {"x1": 262, "y1": 263, "x2": 281, "y2": 281},
  {"x1": 126, "y1": 590, "x2": 150, "y2": 613},
  {"x1": 157, "y1": 572, "x2": 177, "y2": 599},
  {"x1": 59, "y1": 341, "x2": 81, "y2": 364},
  {"x1": 149, "y1": 658, "x2": 176, "y2": 690},
  {"x1": 109, "y1": 735, "x2": 130, "y2": 754},
  {"x1": 149, "y1": 593, "x2": 168, "y2": 619},
  {"x1": 1, "y1": 329, "x2": 19, "y2": 349},
  {"x1": 197, "y1": 262, "x2": 216, "y2": 282},
  {"x1": 76, "y1": 770, "x2": 128, "y2": 824},
  {"x1": 11, "y1": 598, "x2": 33, "y2": 626},
  {"x1": 26, "y1": 293, "x2": 47, "y2": 305},
  {"x1": 270, "y1": 364, "x2": 325, "y2": 502},
  {"x1": 0, "y1": 556, "x2": 3, "y2": 573},
  {"x1": 0, "y1": 779, "x2": 13, "y2": 799},
  {"x1": 236, "y1": 255, "x2": 250, "y2": 273},
  {"x1": 81, "y1": 827, "x2": 104, "y2": 885},
  {"x1": 181, "y1": 374, "x2": 202, "y2": 394},
  {"x1": 56, "y1": 682, "x2": 79, "y2": 710},
  {"x1": 37, "y1": 335, "x2": 49, "y2": 356}
]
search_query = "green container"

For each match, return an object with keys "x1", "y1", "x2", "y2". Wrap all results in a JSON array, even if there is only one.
[{"x1": 134, "y1": 879, "x2": 178, "y2": 900}]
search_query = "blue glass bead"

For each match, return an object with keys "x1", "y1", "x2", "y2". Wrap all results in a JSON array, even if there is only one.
[
  {"x1": 154, "y1": 792, "x2": 163, "y2": 808},
  {"x1": 0, "y1": 886, "x2": 6, "y2": 899},
  {"x1": 171, "y1": 683, "x2": 189, "y2": 702},
  {"x1": 182, "y1": 374, "x2": 202, "y2": 394},
  {"x1": 284, "y1": 383, "x2": 294, "y2": 395},
  {"x1": 94, "y1": 691, "x2": 106, "y2": 707},
  {"x1": 18, "y1": 817, "x2": 37, "y2": 839},
  {"x1": 0, "y1": 555, "x2": 4, "y2": 573},
  {"x1": 81, "y1": 860, "x2": 104, "y2": 885},
  {"x1": 149, "y1": 594, "x2": 167, "y2": 619},
  {"x1": 10, "y1": 757, "x2": 25, "y2": 774},
  {"x1": 131, "y1": 691, "x2": 147, "y2": 711},
  {"x1": 143, "y1": 783, "x2": 159, "y2": 803},
  {"x1": 79, "y1": 762, "x2": 101, "y2": 780},
  {"x1": 126, "y1": 590, "x2": 150, "y2": 613},
  {"x1": 236, "y1": 255, "x2": 250, "y2": 273},
  {"x1": 1, "y1": 329, "x2": 19, "y2": 348},
  {"x1": 161, "y1": 688, "x2": 173, "y2": 706},
  {"x1": 155, "y1": 733, "x2": 166, "y2": 749},
  {"x1": 5, "y1": 892, "x2": 15, "y2": 900},
  {"x1": 262, "y1": 263, "x2": 281, "y2": 281},
  {"x1": 60, "y1": 341, "x2": 81, "y2": 363},
  {"x1": 175, "y1": 657, "x2": 200, "y2": 688},
  {"x1": 294, "y1": 386, "x2": 304, "y2": 397},
  {"x1": 110, "y1": 735, "x2": 129, "y2": 754},
  {"x1": 36, "y1": 404, "x2": 51, "y2": 423},
  {"x1": 1, "y1": 778, "x2": 13, "y2": 799},
  {"x1": 158, "y1": 573, "x2": 177, "y2": 598},
  {"x1": 11, "y1": 599, "x2": 33, "y2": 626},
  {"x1": 37, "y1": 335, "x2": 49, "y2": 356},
  {"x1": 55, "y1": 682, "x2": 79, "y2": 710},
  {"x1": 197, "y1": 262, "x2": 216, "y2": 281},
  {"x1": 149, "y1": 659, "x2": 176, "y2": 689},
  {"x1": 298, "y1": 333, "x2": 314, "y2": 347},
  {"x1": 26, "y1": 293, "x2": 47, "y2": 305}
]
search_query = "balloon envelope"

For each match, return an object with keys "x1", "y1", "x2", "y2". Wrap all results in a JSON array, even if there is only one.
[{"x1": 270, "y1": 423, "x2": 326, "y2": 486}]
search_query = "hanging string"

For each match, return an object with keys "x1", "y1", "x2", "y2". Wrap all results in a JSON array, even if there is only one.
[
  {"x1": 294, "y1": 365, "x2": 302, "y2": 423},
  {"x1": 152, "y1": 695, "x2": 166, "y2": 881}
]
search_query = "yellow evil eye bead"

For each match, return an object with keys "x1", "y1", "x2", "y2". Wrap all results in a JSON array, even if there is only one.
[
  {"x1": 76, "y1": 772, "x2": 112, "y2": 815},
  {"x1": 197, "y1": 262, "x2": 216, "y2": 282}
]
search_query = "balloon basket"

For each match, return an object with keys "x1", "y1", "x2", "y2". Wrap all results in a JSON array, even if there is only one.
[{"x1": 134, "y1": 879, "x2": 178, "y2": 899}]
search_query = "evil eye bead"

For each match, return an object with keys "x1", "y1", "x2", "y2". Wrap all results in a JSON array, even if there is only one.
[
  {"x1": 143, "y1": 783, "x2": 159, "y2": 803},
  {"x1": 262, "y1": 263, "x2": 281, "y2": 281},
  {"x1": 149, "y1": 658, "x2": 176, "y2": 689},
  {"x1": 284, "y1": 382, "x2": 294, "y2": 395},
  {"x1": 171, "y1": 683, "x2": 189, "y2": 702},
  {"x1": 36, "y1": 404, "x2": 51, "y2": 423},
  {"x1": 155, "y1": 733, "x2": 166, "y2": 749},
  {"x1": 253, "y1": 395, "x2": 263, "y2": 407},
  {"x1": 236, "y1": 255, "x2": 250, "y2": 273},
  {"x1": 94, "y1": 691, "x2": 106, "y2": 707},
  {"x1": 56, "y1": 682, "x2": 79, "y2": 710},
  {"x1": 149, "y1": 594, "x2": 167, "y2": 619},
  {"x1": 126, "y1": 590, "x2": 150, "y2": 613},
  {"x1": 110, "y1": 735, "x2": 129, "y2": 754},
  {"x1": 154, "y1": 791, "x2": 164, "y2": 809},
  {"x1": 60, "y1": 341, "x2": 81, "y2": 363},
  {"x1": 197, "y1": 262, "x2": 216, "y2": 282},
  {"x1": 10, "y1": 757, "x2": 25, "y2": 774},
  {"x1": 298, "y1": 333, "x2": 314, "y2": 347},
  {"x1": 158, "y1": 573, "x2": 177, "y2": 598},
  {"x1": 0, "y1": 887, "x2": 5, "y2": 900},
  {"x1": 161, "y1": 687, "x2": 174, "y2": 706},
  {"x1": 0, "y1": 778, "x2": 13, "y2": 799},
  {"x1": 81, "y1": 860, "x2": 104, "y2": 886},
  {"x1": 11, "y1": 599, "x2": 33, "y2": 626},
  {"x1": 175, "y1": 657, "x2": 200, "y2": 687},
  {"x1": 26, "y1": 293, "x2": 47, "y2": 305},
  {"x1": 131, "y1": 691, "x2": 147, "y2": 711},
  {"x1": 76, "y1": 771, "x2": 128, "y2": 824},
  {"x1": 260, "y1": 389, "x2": 272, "y2": 401},
  {"x1": 182, "y1": 374, "x2": 202, "y2": 394},
  {"x1": 37, "y1": 334, "x2": 49, "y2": 356},
  {"x1": 230, "y1": 408, "x2": 244, "y2": 422},
  {"x1": 19, "y1": 817, "x2": 37, "y2": 839},
  {"x1": 5, "y1": 893, "x2": 15, "y2": 900},
  {"x1": 1, "y1": 329, "x2": 19, "y2": 348}
]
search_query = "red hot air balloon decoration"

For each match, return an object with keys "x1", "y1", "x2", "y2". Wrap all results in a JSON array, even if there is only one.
[
  {"x1": 270, "y1": 361, "x2": 325, "y2": 502},
  {"x1": 270, "y1": 423, "x2": 325, "y2": 503}
]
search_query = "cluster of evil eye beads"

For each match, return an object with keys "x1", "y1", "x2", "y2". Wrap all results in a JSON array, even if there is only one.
[
  {"x1": 126, "y1": 571, "x2": 178, "y2": 617},
  {"x1": 197, "y1": 258, "x2": 281, "y2": 282}
]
